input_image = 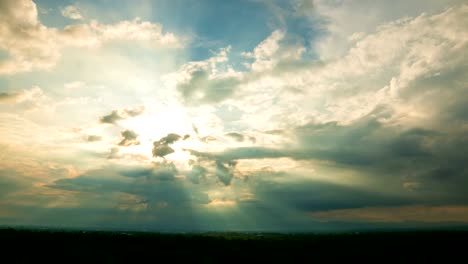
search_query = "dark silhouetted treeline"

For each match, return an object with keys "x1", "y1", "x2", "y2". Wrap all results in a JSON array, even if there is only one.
[{"x1": 1, "y1": 228, "x2": 466, "y2": 261}]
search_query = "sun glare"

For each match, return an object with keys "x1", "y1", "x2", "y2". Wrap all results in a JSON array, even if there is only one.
[{"x1": 118, "y1": 103, "x2": 199, "y2": 162}]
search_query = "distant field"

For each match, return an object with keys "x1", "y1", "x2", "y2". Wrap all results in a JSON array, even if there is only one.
[{"x1": 2, "y1": 228, "x2": 467, "y2": 261}]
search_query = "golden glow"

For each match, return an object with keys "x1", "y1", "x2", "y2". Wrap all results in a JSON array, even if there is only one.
[{"x1": 206, "y1": 200, "x2": 236, "y2": 207}]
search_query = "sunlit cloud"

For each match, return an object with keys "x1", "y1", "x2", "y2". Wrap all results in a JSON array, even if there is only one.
[{"x1": 61, "y1": 5, "x2": 83, "y2": 20}]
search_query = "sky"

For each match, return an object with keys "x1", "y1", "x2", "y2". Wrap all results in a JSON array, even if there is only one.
[{"x1": 1, "y1": 0, "x2": 468, "y2": 232}]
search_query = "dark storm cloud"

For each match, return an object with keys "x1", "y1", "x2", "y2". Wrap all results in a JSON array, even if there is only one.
[
  {"x1": 47, "y1": 163, "x2": 209, "y2": 208},
  {"x1": 177, "y1": 69, "x2": 241, "y2": 105},
  {"x1": 248, "y1": 173, "x2": 413, "y2": 212},
  {"x1": 41, "y1": 162, "x2": 213, "y2": 230},
  {"x1": 49, "y1": 164, "x2": 177, "y2": 193},
  {"x1": 118, "y1": 130, "x2": 140, "y2": 146},
  {"x1": 186, "y1": 103, "x2": 468, "y2": 203},
  {"x1": 152, "y1": 133, "x2": 182, "y2": 158},
  {"x1": 99, "y1": 106, "x2": 145, "y2": 124},
  {"x1": 225, "y1": 132, "x2": 245, "y2": 142}
]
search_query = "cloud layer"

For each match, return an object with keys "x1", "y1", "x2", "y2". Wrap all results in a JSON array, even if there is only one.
[{"x1": 1, "y1": 0, "x2": 467, "y2": 231}]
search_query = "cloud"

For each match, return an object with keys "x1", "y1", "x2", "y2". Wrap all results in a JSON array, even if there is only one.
[
  {"x1": 225, "y1": 132, "x2": 244, "y2": 142},
  {"x1": 310, "y1": 205, "x2": 468, "y2": 223},
  {"x1": 118, "y1": 130, "x2": 139, "y2": 146},
  {"x1": 152, "y1": 133, "x2": 182, "y2": 158},
  {"x1": 241, "y1": 30, "x2": 290, "y2": 72},
  {"x1": 99, "y1": 106, "x2": 144, "y2": 124},
  {"x1": 165, "y1": 47, "x2": 243, "y2": 105},
  {"x1": 120, "y1": 162, "x2": 177, "y2": 181},
  {"x1": 0, "y1": 0, "x2": 183, "y2": 75},
  {"x1": 45, "y1": 163, "x2": 211, "y2": 221},
  {"x1": 245, "y1": 172, "x2": 414, "y2": 213},
  {"x1": 100, "y1": 110, "x2": 122, "y2": 124},
  {"x1": 64, "y1": 81, "x2": 85, "y2": 89},
  {"x1": 0, "y1": 169, "x2": 32, "y2": 199},
  {"x1": 176, "y1": 68, "x2": 241, "y2": 105},
  {"x1": 215, "y1": 160, "x2": 237, "y2": 186},
  {"x1": 152, "y1": 145, "x2": 175, "y2": 158},
  {"x1": 200, "y1": 136, "x2": 217, "y2": 143},
  {"x1": 86, "y1": 135, "x2": 102, "y2": 142},
  {"x1": 187, "y1": 165, "x2": 207, "y2": 184},
  {"x1": 187, "y1": 149, "x2": 238, "y2": 186},
  {"x1": 61, "y1": 5, "x2": 83, "y2": 20},
  {"x1": 107, "y1": 147, "x2": 120, "y2": 159},
  {"x1": 156, "y1": 133, "x2": 182, "y2": 145},
  {"x1": 0, "y1": 92, "x2": 21, "y2": 103},
  {"x1": 0, "y1": 87, "x2": 44, "y2": 105},
  {"x1": 307, "y1": 0, "x2": 467, "y2": 60}
]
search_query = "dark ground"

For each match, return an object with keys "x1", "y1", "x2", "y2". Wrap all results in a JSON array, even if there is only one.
[{"x1": 2, "y1": 228, "x2": 466, "y2": 261}]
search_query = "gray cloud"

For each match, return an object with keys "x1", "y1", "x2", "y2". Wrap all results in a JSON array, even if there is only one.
[
  {"x1": 118, "y1": 130, "x2": 139, "y2": 146},
  {"x1": 190, "y1": 107, "x2": 436, "y2": 165},
  {"x1": 192, "y1": 124, "x2": 199, "y2": 135},
  {"x1": 120, "y1": 162, "x2": 178, "y2": 181},
  {"x1": 177, "y1": 69, "x2": 241, "y2": 105},
  {"x1": 107, "y1": 147, "x2": 120, "y2": 159},
  {"x1": 215, "y1": 160, "x2": 237, "y2": 186},
  {"x1": 186, "y1": 100, "x2": 468, "y2": 202},
  {"x1": 225, "y1": 132, "x2": 245, "y2": 142},
  {"x1": 46, "y1": 164, "x2": 211, "y2": 219},
  {"x1": 100, "y1": 110, "x2": 122, "y2": 124},
  {"x1": 187, "y1": 165, "x2": 207, "y2": 184},
  {"x1": 0, "y1": 170, "x2": 32, "y2": 199},
  {"x1": 99, "y1": 106, "x2": 145, "y2": 124},
  {"x1": 157, "y1": 133, "x2": 181, "y2": 145},
  {"x1": 200, "y1": 136, "x2": 217, "y2": 143},
  {"x1": 186, "y1": 147, "x2": 284, "y2": 162},
  {"x1": 247, "y1": 171, "x2": 413, "y2": 212},
  {"x1": 87, "y1": 135, "x2": 102, "y2": 142},
  {"x1": 153, "y1": 145, "x2": 175, "y2": 157},
  {"x1": 124, "y1": 107, "x2": 145, "y2": 117},
  {"x1": 152, "y1": 133, "x2": 182, "y2": 158}
]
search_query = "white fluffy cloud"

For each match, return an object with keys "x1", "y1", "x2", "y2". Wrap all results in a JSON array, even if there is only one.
[
  {"x1": 302, "y1": 0, "x2": 467, "y2": 60},
  {"x1": 233, "y1": 4, "x2": 468, "y2": 128},
  {"x1": 164, "y1": 3, "x2": 468, "y2": 159},
  {"x1": 0, "y1": 0, "x2": 183, "y2": 75}
]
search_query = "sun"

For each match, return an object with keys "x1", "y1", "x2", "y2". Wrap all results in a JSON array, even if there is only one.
[{"x1": 117, "y1": 103, "x2": 202, "y2": 163}]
